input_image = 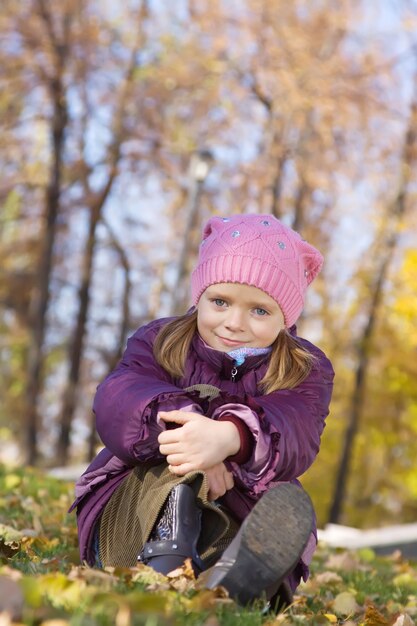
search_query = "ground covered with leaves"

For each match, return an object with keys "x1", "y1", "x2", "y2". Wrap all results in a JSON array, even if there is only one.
[{"x1": 1, "y1": 465, "x2": 417, "y2": 626}]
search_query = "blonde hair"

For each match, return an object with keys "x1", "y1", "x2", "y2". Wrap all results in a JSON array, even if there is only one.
[{"x1": 153, "y1": 310, "x2": 315, "y2": 392}]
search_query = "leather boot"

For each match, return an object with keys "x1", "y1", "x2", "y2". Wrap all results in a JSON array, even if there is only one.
[
  {"x1": 201, "y1": 483, "x2": 313, "y2": 606},
  {"x1": 138, "y1": 483, "x2": 204, "y2": 575}
]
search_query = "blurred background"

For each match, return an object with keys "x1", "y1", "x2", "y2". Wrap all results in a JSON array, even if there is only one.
[{"x1": 1, "y1": 0, "x2": 417, "y2": 530}]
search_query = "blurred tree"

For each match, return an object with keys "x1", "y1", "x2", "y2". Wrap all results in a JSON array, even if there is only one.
[
  {"x1": 328, "y1": 86, "x2": 417, "y2": 524},
  {"x1": 57, "y1": 3, "x2": 149, "y2": 464},
  {"x1": 11, "y1": 0, "x2": 71, "y2": 465}
]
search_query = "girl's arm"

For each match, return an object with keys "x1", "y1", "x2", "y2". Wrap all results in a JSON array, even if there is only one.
[
  {"x1": 210, "y1": 346, "x2": 335, "y2": 497},
  {"x1": 94, "y1": 319, "x2": 203, "y2": 465}
]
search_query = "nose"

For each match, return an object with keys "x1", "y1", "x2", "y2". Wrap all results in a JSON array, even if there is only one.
[{"x1": 224, "y1": 307, "x2": 245, "y2": 332}]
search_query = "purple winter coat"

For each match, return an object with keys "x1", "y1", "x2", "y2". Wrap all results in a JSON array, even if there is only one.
[{"x1": 72, "y1": 316, "x2": 334, "y2": 581}]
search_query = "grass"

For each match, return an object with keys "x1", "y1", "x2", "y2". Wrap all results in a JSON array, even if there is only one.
[{"x1": 0, "y1": 464, "x2": 416, "y2": 625}]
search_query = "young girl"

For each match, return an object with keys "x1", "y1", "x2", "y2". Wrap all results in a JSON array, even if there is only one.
[{"x1": 72, "y1": 214, "x2": 334, "y2": 608}]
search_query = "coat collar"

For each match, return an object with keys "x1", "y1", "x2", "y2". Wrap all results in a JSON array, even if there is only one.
[{"x1": 191, "y1": 332, "x2": 271, "y2": 377}]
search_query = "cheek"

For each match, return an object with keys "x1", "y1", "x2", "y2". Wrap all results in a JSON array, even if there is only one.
[
  {"x1": 197, "y1": 307, "x2": 213, "y2": 333},
  {"x1": 257, "y1": 320, "x2": 281, "y2": 343}
]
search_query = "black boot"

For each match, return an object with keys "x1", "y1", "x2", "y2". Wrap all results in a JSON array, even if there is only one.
[
  {"x1": 139, "y1": 483, "x2": 204, "y2": 575},
  {"x1": 201, "y1": 483, "x2": 313, "y2": 606}
]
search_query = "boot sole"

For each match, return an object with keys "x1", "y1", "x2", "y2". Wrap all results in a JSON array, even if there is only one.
[{"x1": 206, "y1": 483, "x2": 313, "y2": 605}]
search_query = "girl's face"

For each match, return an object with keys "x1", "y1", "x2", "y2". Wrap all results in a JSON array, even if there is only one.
[{"x1": 197, "y1": 283, "x2": 285, "y2": 352}]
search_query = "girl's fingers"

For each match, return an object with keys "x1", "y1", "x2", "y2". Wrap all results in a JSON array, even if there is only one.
[
  {"x1": 158, "y1": 442, "x2": 180, "y2": 455},
  {"x1": 226, "y1": 473, "x2": 234, "y2": 490},
  {"x1": 158, "y1": 411, "x2": 196, "y2": 425},
  {"x1": 158, "y1": 430, "x2": 181, "y2": 445},
  {"x1": 165, "y1": 453, "x2": 186, "y2": 466},
  {"x1": 167, "y1": 463, "x2": 193, "y2": 476}
]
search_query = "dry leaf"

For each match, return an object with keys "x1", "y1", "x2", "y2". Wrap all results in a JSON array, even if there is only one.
[
  {"x1": 325, "y1": 551, "x2": 359, "y2": 572},
  {"x1": 392, "y1": 615, "x2": 415, "y2": 626},
  {"x1": 201, "y1": 616, "x2": 221, "y2": 626},
  {"x1": 270, "y1": 615, "x2": 293, "y2": 626},
  {"x1": 332, "y1": 591, "x2": 360, "y2": 616},
  {"x1": 0, "y1": 576, "x2": 24, "y2": 620},
  {"x1": 315, "y1": 571, "x2": 343, "y2": 585},
  {"x1": 363, "y1": 604, "x2": 389, "y2": 625},
  {"x1": 166, "y1": 567, "x2": 184, "y2": 578}
]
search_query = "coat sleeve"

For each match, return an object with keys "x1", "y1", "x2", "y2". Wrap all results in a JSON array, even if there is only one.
[
  {"x1": 216, "y1": 345, "x2": 334, "y2": 497},
  {"x1": 93, "y1": 320, "x2": 202, "y2": 465}
]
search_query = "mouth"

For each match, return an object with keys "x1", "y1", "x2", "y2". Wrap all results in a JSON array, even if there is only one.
[{"x1": 217, "y1": 336, "x2": 247, "y2": 347}]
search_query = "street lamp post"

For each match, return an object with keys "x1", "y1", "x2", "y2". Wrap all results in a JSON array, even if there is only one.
[{"x1": 171, "y1": 150, "x2": 214, "y2": 315}]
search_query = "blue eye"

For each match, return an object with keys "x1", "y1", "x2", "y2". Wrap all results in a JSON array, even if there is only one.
[
  {"x1": 254, "y1": 308, "x2": 268, "y2": 316},
  {"x1": 213, "y1": 298, "x2": 226, "y2": 307}
]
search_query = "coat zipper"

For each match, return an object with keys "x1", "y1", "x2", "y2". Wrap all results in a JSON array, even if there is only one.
[{"x1": 231, "y1": 365, "x2": 238, "y2": 382}]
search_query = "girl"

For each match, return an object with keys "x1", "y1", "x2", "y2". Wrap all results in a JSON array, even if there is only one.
[{"x1": 72, "y1": 214, "x2": 334, "y2": 608}]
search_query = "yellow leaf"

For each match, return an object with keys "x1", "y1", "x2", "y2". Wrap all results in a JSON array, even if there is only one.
[
  {"x1": 324, "y1": 614, "x2": 338, "y2": 623},
  {"x1": 4, "y1": 474, "x2": 21, "y2": 490},
  {"x1": 333, "y1": 591, "x2": 360, "y2": 616},
  {"x1": 393, "y1": 573, "x2": 417, "y2": 589}
]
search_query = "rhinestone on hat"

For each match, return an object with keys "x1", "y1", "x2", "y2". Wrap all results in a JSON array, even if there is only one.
[
  {"x1": 261, "y1": 220, "x2": 270, "y2": 226},
  {"x1": 277, "y1": 241, "x2": 286, "y2": 249},
  {"x1": 231, "y1": 230, "x2": 240, "y2": 237},
  {"x1": 304, "y1": 269, "x2": 309, "y2": 277},
  {"x1": 222, "y1": 217, "x2": 231, "y2": 222}
]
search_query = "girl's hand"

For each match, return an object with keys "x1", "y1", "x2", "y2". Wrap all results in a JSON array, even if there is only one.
[
  {"x1": 204, "y1": 463, "x2": 234, "y2": 501},
  {"x1": 157, "y1": 410, "x2": 240, "y2": 475}
]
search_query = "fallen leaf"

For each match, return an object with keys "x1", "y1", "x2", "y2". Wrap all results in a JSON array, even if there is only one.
[
  {"x1": 0, "y1": 538, "x2": 20, "y2": 559},
  {"x1": 165, "y1": 558, "x2": 195, "y2": 580},
  {"x1": 4, "y1": 474, "x2": 21, "y2": 490},
  {"x1": 0, "y1": 575, "x2": 24, "y2": 620},
  {"x1": 332, "y1": 591, "x2": 360, "y2": 616},
  {"x1": 393, "y1": 574, "x2": 417, "y2": 589},
  {"x1": 187, "y1": 589, "x2": 225, "y2": 611},
  {"x1": 201, "y1": 616, "x2": 221, "y2": 626},
  {"x1": 363, "y1": 604, "x2": 389, "y2": 625},
  {"x1": 323, "y1": 613, "x2": 338, "y2": 623},
  {"x1": 315, "y1": 571, "x2": 343, "y2": 585},
  {"x1": 166, "y1": 567, "x2": 184, "y2": 578},
  {"x1": 392, "y1": 615, "x2": 415, "y2": 626},
  {"x1": 182, "y1": 558, "x2": 196, "y2": 579},
  {"x1": 267, "y1": 615, "x2": 293, "y2": 626},
  {"x1": 326, "y1": 551, "x2": 359, "y2": 572},
  {"x1": 0, "y1": 525, "x2": 24, "y2": 543}
]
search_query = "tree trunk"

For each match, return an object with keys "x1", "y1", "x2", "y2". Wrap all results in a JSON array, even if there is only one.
[
  {"x1": 170, "y1": 178, "x2": 204, "y2": 316},
  {"x1": 56, "y1": 32, "x2": 142, "y2": 463},
  {"x1": 25, "y1": 3, "x2": 68, "y2": 464},
  {"x1": 86, "y1": 221, "x2": 132, "y2": 463},
  {"x1": 328, "y1": 97, "x2": 417, "y2": 523},
  {"x1": 56, "y1": 202, "x2": 102, "y2": 463}
]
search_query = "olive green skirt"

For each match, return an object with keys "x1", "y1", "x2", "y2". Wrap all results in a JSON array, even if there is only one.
[{"x1": 98, "y1": 462, "x2": 239, "y2": 568}]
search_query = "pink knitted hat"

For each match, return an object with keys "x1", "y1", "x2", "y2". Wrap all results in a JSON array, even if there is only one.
[{"x1": 191, "y1": 214, "x2": 323, "y2": 327}]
